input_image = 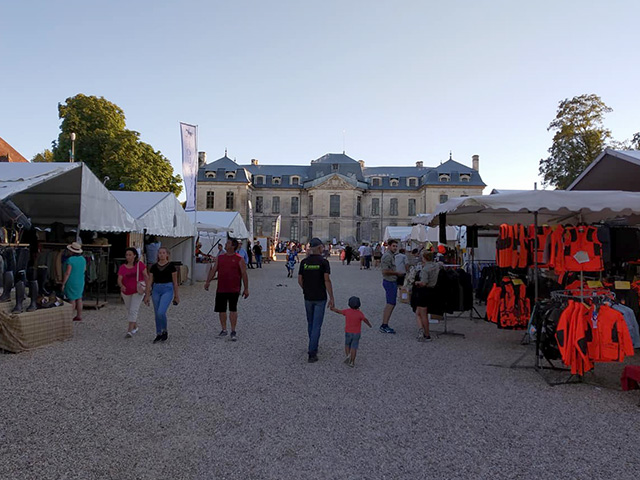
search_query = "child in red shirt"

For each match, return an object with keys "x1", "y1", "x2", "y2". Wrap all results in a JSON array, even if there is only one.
[{"x1": 331, "y1": 296, "x2": 372, "y2": 367}]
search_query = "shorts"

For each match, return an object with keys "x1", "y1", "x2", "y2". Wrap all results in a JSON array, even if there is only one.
[
  {"x1": 214, "y1": 292, "x2": 240, "y2": 312},
  {"x1": 396, "y1": 275, "x2": 406, "y2": 286},
  {"x1": 345, "y1": 332, "x2": 361, "y2": 349},
  {"x1": 383, "y1": 279, "x2": 398, "y2": 305}
]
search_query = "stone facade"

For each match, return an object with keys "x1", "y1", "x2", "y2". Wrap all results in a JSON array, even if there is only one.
[{"x1": 196, "y1": 153, "x2": 485, "y2": 243}]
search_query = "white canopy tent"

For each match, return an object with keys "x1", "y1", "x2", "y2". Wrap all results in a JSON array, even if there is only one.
[
  {"x1": 186, "y1": 211, "x2": 249, "y2": 239},
  {"x1": 383, "y1": 226, "x2": 413, "y2": 242},
  {"x1": 0, "y1": 162, "x2": 137, "y2": 232},
  {"x1": 413, "y1": 190, "x2": 640, "y2": 227}
]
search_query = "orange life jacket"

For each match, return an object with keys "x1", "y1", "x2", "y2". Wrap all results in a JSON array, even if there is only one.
[
  {"x1": 496, "y1": 224, "x2": 513, "y2": 268},
  {"x1": 512, "y1": 224, "x2": 528, "y2": 269},
  {"x1": 548, "y1": 225, "x2": 566, "y2": 275},
  {"x1": 527, "y1": 225, "x2": 551, "y2": 268},
  {"x1": 486, "y1": 277, "x2": 530, "y2": 329},
  {"x1": 563, "y1": 226, "x2": 603, "y2": 272}
]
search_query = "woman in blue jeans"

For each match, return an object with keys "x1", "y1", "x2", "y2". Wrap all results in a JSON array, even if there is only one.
[{"x1": 144, "y1": 247, "x2": 179, "y2": 343}]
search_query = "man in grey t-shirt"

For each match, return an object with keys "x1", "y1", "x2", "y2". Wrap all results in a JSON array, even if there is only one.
[{"x1": 380, "y1": 239, "x2": 403, "y2": 334}]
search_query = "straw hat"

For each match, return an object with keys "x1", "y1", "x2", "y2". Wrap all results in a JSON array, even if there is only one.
[{"x1": 67, "y1": 242, "x2": 83, "y2": 254}]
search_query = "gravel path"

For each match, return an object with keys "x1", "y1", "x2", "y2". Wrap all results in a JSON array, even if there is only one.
[{"x1": 2, "y1": 257, "x2": 640, "y2": 479}]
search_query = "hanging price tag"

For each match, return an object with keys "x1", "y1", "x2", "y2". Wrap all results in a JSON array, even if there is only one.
[
  {"x1": 587, "y1": 280, "x2": 603, "y2": 288},
  {"x1": 512, "y1": 278, "x2": 524, "y2": 286},
  {"x1": 615, "y1": 281, "x2": 631, "y2": 290},
  {"x1": 573, "y1": 251, "x2": 590, "y2": 264}
]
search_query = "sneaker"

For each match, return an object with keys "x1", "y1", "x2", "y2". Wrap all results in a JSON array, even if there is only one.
[
  {"x1": 131, "y1": 327, "x2": 138, "y2": 335},
  {"x1": 230, "y1": 331, "x2": 237, "y2": 342},
  {"x1": 160, "y1": 331, "x2": 168, "y2": 342},
  {"x1": 348, "y1": 360, "x2": 355, "y2": 368},
  {"x1": 423, "y1": 335, "x2": 432, "y2": 342},
  {"x1": 379, "y1": 325, "x2": 396, "y2": 334},
  {"x1": 153, "y1": 334, "x2": 163, "y2": 344},
  {"x1": 217, "y1": 330, "x2": 228, "y2": 339},
  {"x1": 125, "y1": 331, "x2": 133, "y2": 339},
  {"x1": 344, "y1": 356, "x2": 351, "y2": 365},
  {"x1": 417, "y1": 328, "x2": 425, "y2": 340},
  {"x1": 308, "y1": 354, "x2": 318, "y2": 363}
]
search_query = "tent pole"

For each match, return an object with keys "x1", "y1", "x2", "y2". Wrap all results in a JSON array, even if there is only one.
[{"x1": 534, "y1": 211, "x2": 539, "y2": 302}]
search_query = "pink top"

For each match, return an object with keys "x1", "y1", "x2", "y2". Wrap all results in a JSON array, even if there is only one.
[
  {"x1": 342, "y1": 309, "x2": 367, "y2": 334},
  {"x1": 118, "y1": 262, "x2": 146, "y2": 295}
]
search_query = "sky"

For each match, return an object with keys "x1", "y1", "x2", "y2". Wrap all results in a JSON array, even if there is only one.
[{"x1": 2, "y1": 0, "x2": 640, "y2": 199}]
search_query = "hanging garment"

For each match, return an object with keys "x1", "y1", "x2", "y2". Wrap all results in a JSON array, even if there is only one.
[
  {"x1": 587, "y1": 304, "x2": 634, "y2": 362},
  {"x1": 486, "y1": 277, "x2": 530, "y2": 329},
  {"x1": 527, "y1": 225, "x2": 551, "y2": 268},
  {"x1": 556, "y1": 301, "x2": 593, "y2": 376},
  {"x1": 563, "y1": 225, "x2": 604, "y2": 272},
  {"x1": 496, "y1": 224, "x2": 514, "y2": 268},
  {"x1": 547, "y1": 225, "x2": 566, "y2": 276},
  {"x1": 612, "y1": 303, "x2": 640, "y2": 349}
]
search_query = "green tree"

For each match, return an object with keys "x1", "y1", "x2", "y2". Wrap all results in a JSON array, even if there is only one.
[
  {"x1": 32, "y1": 149, "x2": 54, "y2": 162},
  {"x1": 539, "y1": 94, "x2": 612, "y2": 189},
  {"x1": 51, "y1": 94, "x2": 182, "y2": 195}
]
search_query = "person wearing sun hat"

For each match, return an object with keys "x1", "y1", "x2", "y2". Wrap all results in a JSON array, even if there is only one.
[{"x1": 62, "y1": 241, "x2": 86, "y2": 321}]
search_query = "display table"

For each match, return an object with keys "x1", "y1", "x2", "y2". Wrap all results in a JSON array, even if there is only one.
[{"x1": 0, "y1": 301, "x2": 73, "y2": 353}]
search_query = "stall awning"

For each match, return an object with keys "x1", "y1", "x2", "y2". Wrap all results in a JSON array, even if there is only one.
[
  {"x1": 383, "y1": 226, "x2": 413, "y2": 242},
  {"x1": 413, "y1": 190, "x2": 640, "y2": 227},
  {"x1": 0, "y1": 163, "x2": 137, "y2": 232},
  {"x1": 186, "y1": 211, "x2": 249, "y2": 239},
  {"x1": 111, "y1": 191, "x2": 195, "y2": 238}
]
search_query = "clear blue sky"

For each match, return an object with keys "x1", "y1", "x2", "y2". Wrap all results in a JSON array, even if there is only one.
[{"x1": 2, "y1": 0, "x2": 639, "y2": 197}]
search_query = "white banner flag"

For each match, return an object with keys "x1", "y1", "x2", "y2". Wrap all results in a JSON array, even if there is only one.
[
  {"x1": 248, "y1": 200, "x2": 254, "y2": 243},
  {"x1": 274, "y1": 214, "x2": 282, "y2": 244},
  {"x1": 180, "y1": 122, "x2": 198, "y2": 212}
]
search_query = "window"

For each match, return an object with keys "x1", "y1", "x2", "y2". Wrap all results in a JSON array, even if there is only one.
[
  {"x1": 273, "y1": 177, "x2": 281, "y2": 185},
  {"x1": 330, "y1": 194, "x2": 340, "y2": 217},
  {"x1": 291, "y1": 221, "x2": 299, "y2": 241},
  {"x1": 372, "y1": 177, "x2": 381, "y2": 186},
  {"x1": 254, "y1": 175, "x2": 265, "y2": 185},
  {"x1": 460, "y1": 173, "x2": 471, "y2": 182},
  {"x1": 439, "y1": 173, "x2": 450, "y2": 182},
  {"x1": 308, "y1": 195, "x2": 313, "y2": 215},
  {"x1": 206, "y1": 191, "x2": 214, "y2": 209},
  {"x1": 291, "y1": 197, "x2": 299, "y2": 215},
  {"x1": 408, "y1": 178, "x2": 418, "y2": 187},
  {"x1": 272, "y1": 196, "x2": 280, "y2": 214},
  {"x1": 308, "y1": 221, "x2": 313, "y2": 239},
  {"x1": 390, "y1": 178, "x2": 399, "y2": 187},
  {"x1": 291, "y1": 176, "x2": 300, "y2": 186},
  {"x1": 255, "y1": 220, "x2": 263, "y2": 236},
  {"x1": 226, "y1": 171, "x2": 236, "y2": 179},
  {"x1": 255, "y1": 196, "x2": 263, "y2": 213},
  {"x1": 205, "y1": 172, "x2": 216, "y2": 178},
  {"x1": 372, "y1": 222, "x2": 379, "y2": 242},
  {"x1": 356, "y1": 196, "x2": 362, "y2": 216},
  {"x1": 332, "y1": 163, "x2": 339, "y2": 171},
  {"x1": 372, "y1": 198, "x2": 380, "y2": 216},
  {"x1": 439, "y1": 194, "x2": 449, "y2": 204},
  {"x1": 356, "y1": 222, "x2": 361, "y2": 243},
  {"x1": 226, "y1": 192, "x2": 234, "y2": 210},
  {"x1": 408, "y1": 198, "x2": 416, "y2": 216},
  {"x1": 390, "y1": 198, "x2": 398, "y2": 216}
]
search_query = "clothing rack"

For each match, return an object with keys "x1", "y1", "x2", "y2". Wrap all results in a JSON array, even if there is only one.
[{"x1": 432, "y1": 264, "x2": 466, "y2": 339}]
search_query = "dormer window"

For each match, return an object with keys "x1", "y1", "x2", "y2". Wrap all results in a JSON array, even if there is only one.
[
  {"x1": 408, "y1": 177, "x2": 418, "y2": 187},
  {"x1": 439, "y1": 173, "x2": 450, "y2": 182},
  {"x1": 389, "y1": 178, "x2": 399, "y2": 187},
  {"x1": 459, "y1": 173, "x2": 471, "y2": 182},
  {"x1": 226, "y1": 171, "x2": 236, "y2": 179},
  {"x1": 332, "y1": 164, "x2": 339, "y2": 171},
  {"x1": 254, "y1": 175, "x2": 265, "y2": 185},
  {"x1": 290, "y1": 176, "x2": 300, "y2": 186},
  {"x1": 273, "y1": 177, "x2": 281, "y2": 185},
  {"x1": 205, "y1": 172, "x2": 216, "y2": 178},
  {"x1": 372, "y1": 177, "x2": 381, "y2": 187}
]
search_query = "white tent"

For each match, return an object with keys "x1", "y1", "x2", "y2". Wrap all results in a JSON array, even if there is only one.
[
  {"x1": 383, "y1": 226, "x2": 413, "y2": 242},
  {"x1": 408, "y1": 225, "x2": 458, "y2": 243},
  {"x1": 111, "y1": 191, "x2": 195, "y2": 237},
  {"x1": 0, "y1": 162, "x2": 137, "y2": 232},
  {"x1": 413, "y1": 190, "x2": 640, "y2": 227},
  {"x1": 187, "y1": 211, "x2": 249, "y2": 239}
]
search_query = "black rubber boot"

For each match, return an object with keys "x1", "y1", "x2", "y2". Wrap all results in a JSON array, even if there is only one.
[
  {"x1": 37, "y1": 266, "x2": 51, "y2": 296},
  {"x1": 0, "y1": 271, "x2": 14, "y2": 303},
  {"x1": 27, "y1": 280, "x2": 38, "y2": 312},
  {"x1": 12, "y1": 278, "x2": 25, "y2": 313}
]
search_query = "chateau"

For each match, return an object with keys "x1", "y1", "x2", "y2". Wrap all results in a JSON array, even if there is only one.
[{"x1": 196, "y1": 152, "x2": 485, "y2": 243}]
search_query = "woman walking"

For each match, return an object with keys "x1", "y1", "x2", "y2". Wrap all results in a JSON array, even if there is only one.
[
  {"x1": 117, "y1": 247, "x2": 148, "y2": 338},
  {"x1": 144, "y1": 247, "x2": 179, "y2": 343},
  {"x1": 412, "y1": 251, "x2": 442, "y2": 342},
  {"x1": 62, "y1": 242, "x2": 86, "y2": 322},
  {"x1": 286, "y1": 246, "x2": 298, "y2": 278}
]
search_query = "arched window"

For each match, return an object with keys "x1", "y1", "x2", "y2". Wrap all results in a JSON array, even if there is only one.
[
  {"x1": 205, "y1": 172, "x2": 216, "y2": 178},
  {"x1": 272, "y1": 177, "x2": 281, "y2": 185},
  {"x1": 226, "y1": 171, "x2": 236, "y2": 179}
]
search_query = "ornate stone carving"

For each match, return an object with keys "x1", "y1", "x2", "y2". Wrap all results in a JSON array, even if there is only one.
[{"x1": 313, "y1": 174, "x2": 356, "y2": 191}]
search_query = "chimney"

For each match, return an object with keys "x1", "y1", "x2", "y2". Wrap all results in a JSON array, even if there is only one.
[
  {"x1": 251, "y1": 158, "x2": 259, "y2": 165},
  {"x1": 416, "y1": 161, "x2": 423, "y2": 168},
  {"x1": 358, "y1": 160, "x2": 365, "y2": 169},
  {"x1": 198, "y1": 151, "x2": 207, "y2": 168},
  {"x1": 472, "y1": 154, "x2": 479, "y2": 172}
]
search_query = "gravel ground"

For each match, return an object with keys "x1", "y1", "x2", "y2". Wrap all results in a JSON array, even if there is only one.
[{"x1": 2, "y1": 256, "x2": 640, "y2": 480}]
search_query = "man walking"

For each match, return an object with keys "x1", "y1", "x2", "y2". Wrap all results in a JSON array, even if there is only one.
[
  {"x1": 298, "y1": 237, "x2": 335, "y2": 363},
  {"x1": 380, "y1": 239, "x2": 402, "y2": 334},
  {"x1": 205, "y1": 238, "x2": 249, "y2": 341},
  {"x1": 253, "y1": 241, "x2": 263, "y2": 268}
]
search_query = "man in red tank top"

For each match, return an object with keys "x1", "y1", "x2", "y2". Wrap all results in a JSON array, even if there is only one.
[{"x1": 205, "y1": 238, "x2": 249, "y2": 341}]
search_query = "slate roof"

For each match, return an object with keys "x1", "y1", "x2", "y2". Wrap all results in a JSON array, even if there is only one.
[{"x1": 198, "y1": 153, "x2": 485, "y2": 189}]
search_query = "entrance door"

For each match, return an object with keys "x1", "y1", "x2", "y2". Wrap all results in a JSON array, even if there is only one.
[{"x1": 329, "y1": 222, "x2": 340, "y2": 243}]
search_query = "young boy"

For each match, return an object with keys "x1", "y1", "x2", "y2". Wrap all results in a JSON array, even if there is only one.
[{"x1": 331, "y1": 296, "x2": 372, "y2": 367}]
